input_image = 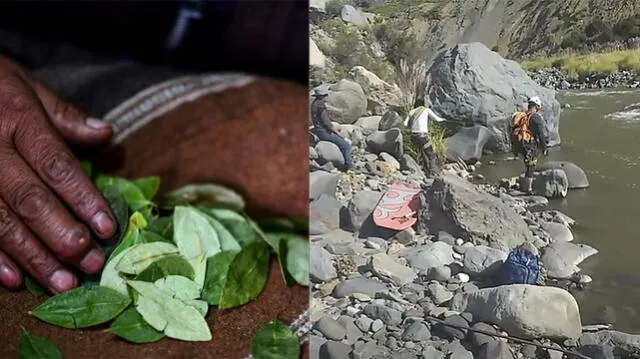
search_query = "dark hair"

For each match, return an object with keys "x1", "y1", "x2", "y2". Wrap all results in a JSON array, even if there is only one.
[{"x1": 527, "y1": 102, "x2": 537, "y2": 110}]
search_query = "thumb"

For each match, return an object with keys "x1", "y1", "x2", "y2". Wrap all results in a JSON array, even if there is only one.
[{"x1": 26, "y1": 75, "x2": 113, "y2": 146}]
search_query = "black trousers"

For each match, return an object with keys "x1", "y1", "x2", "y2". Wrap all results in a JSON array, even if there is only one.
[{"x1": 410, "y1": 132, "x2": 439, "y2": 176}]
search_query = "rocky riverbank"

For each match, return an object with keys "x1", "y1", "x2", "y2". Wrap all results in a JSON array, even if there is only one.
[
  {"x1": 308, "y1": 41, "x2": 640, "y2": 359},
  {"x1": 527, "y1": 68, "x2": 640, "y2": 91},
  {"x1": 309, "y1": 126, "x2": 640, "y2": 358}
]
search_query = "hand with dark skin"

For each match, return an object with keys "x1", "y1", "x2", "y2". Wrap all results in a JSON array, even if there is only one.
[{"x1": 0, "y1": 55, "x2": 117, "y2": 293}]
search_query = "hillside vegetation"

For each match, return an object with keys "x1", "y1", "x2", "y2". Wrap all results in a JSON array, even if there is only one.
[{"x1": 310, "y1": 0, "x2": 640, "y2": 85}]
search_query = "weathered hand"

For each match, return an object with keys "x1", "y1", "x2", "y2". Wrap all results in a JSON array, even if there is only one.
[{"x1": 0, "y1": 55, "x2": 116, "y2": 293}]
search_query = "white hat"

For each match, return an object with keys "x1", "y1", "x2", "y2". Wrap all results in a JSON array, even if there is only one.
[
  {"x1": 314, "y1": 86, "x2": 330, "y2": 96},
  {"x1": 527, "y1": 96, "x2": 542, "y2": 107}
]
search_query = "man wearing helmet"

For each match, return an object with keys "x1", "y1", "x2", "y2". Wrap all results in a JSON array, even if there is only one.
[{"x1": 510, "y1": 96, "x2": 549, "y2": 194}]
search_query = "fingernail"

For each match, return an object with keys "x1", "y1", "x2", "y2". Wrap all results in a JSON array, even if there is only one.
[
  {"x1": 0, "y1": 265, "x2": 18, "y2": 287},
  {"x1": 79, "y1": 248, "x2": 105, "y2": 274},
  {"x1": 85, "y1": 117, "x2": 111, "y2": 129},
  {"x1": 92, "y1": 211, "x2": 116, "y2": 237},
  {"x1": 49, "y1": 270, "x2": 76, "y2": 293}
]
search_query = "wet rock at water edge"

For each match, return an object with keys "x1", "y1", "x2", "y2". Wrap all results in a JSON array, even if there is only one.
[
  {"x1": 536, "y1": 161, "x2": 589, "y2": 189},
  {"x1": 450, "y1": 284, "x2": 582, "y2": 339}
]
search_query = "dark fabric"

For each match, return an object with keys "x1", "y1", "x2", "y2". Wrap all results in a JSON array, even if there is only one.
[
  {"x1": 522, "y1": 141, "x2": 539, "y2": 178},
  {"x1": 410, "y1": 133, "x2": 438, "y2": 177},
  {"x1": 529, "y1": 112, "x2": 548, "y2": 152},
  {"x1": 317, "y1": 132, "x2": 353, "y2": 169},
  {"x1": 310, "y1": 97, "x2": 333, "y2": 137},
  {"x1": 0, "y1": 1, "x2": 307, "y2": 84},
  {"x1": 498, "y1": 248, "x2": 541, "y2": 285},
  {"x1": 35, "y1": 63, "x2": 189, "y2": 118}
]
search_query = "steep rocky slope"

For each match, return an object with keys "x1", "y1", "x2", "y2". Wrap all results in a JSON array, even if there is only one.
[
  {"x1": 311, "y1": 0, "x2": 640, "y2": 75},
  {"x1": 391, "y1": 0, "x2": 640, "y2": 59}
]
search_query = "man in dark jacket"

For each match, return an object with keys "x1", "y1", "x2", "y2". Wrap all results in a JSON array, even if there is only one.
[
  {"x1": 511, "y1": 96, "x2": 549, "y2": 194},
  {"x1": 310, "y1": 87, "x2": 354, "y2": 170}
]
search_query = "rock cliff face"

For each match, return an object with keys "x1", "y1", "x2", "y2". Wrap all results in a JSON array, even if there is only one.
[
  {"x1": 382, "y1": 0, "x2": 640, "y2": 59},
  {"x1": 312, "y1": 0, "x2": 640, "y2": 65}
]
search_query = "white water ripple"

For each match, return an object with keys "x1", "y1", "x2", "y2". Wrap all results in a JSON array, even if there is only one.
[
  {"x1": 563, "y1": 89, "x2": 639, "y2": 97},
  {"x1": 605, "y1": 102, "x2": 640, "y2": 122}
]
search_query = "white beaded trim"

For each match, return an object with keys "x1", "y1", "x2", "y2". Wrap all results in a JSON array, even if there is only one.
[{"x1": 103, "y1": 73, "x2": 256, "y2": 145}]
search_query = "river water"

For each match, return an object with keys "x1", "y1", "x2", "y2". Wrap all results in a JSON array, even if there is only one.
[{"x1": 480, "y1": 89, "x2": 640, "y2": 332}]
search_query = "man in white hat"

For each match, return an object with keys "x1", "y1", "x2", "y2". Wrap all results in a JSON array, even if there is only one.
[
  {"x1": 510, "y1": 96, "x2": 549, "y2": 194},
  {"x1": 310, "y1": 86, "x2": 354, "y2": 170},
  {"x1": 403, "y1": 103, "x2": 447, "y2": 177}
]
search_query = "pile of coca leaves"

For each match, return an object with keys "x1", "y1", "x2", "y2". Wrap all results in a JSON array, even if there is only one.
[{"x1": 18, "y1": 162, "x2": 308, "y2": 359}]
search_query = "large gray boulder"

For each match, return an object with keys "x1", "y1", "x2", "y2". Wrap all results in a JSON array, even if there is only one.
[
  {"x1": 342, "y1": 190, "x2": 383, "y2": 232},
  {"x1": 309, "y1": 171, "x2": 338, "y2": 202},
  {"x1": 332, "y1": 277, "x2": 387, "y2": 298},
  {"x1": 424, "y1": 174, "x2": 533, "y2": 251},
  {"x1": 531, "y1": 169, "x2": 569, "y2": 198},
  {"x1": 463, "y1": 245, "x2": 508, "y2": 277},
  {"x1": 445, "y1": 125, "x2": 494, "y2": 162},
  {"x1": 365, "y1": 129, "x2": 404, "y2": 159},
  {"x1": 425, "y1": 43, "x2": 561, "y2": 151},
  {"x1": 354, "y1": 116, "x2": 382, "y2": 135},
  {"x1": 309, "y1": 38, "x2": 326, "y2": 69},
  {"x1": 348, "y1": 66, "x2": 402, "y2": 115},
  {"x1": 403, "y1": 241, "x2": 455, "y2": 272},
  {"x1": 368, "y1": 253, "x2": 417, "y2": 286},
  {"x1": 540, "y1": 241, "x2": 598, "y2": 279},
  {"x1": 315, "y1": 141, "x2": 345, "y2": 168},
  {"x1": 537, "y1": 161, "x2": 589, "y2": 189},
  {"x1": 378, "y1": 109, "x2": 403, "y2": 131},
  {"x1": 310, "y1": 246, "x2": 337, "y2": 282},
  {"x1": 335, "y1": 124, "x2": 365, "y2": 147},
  {"x1": 323, "y1": 79, "x2": 367, "y2": 124},
  {"x1": 309, "y1": 0, "x2": 326, "y2": 12},
  {"x1": 340, "y1": 5, "x2": 370, "y2": 26},
  {"x1": 310, "y1": 194, "x2": 342, "y2": 235},
  {"x1": 450, "y1": 284, "x2": 582, "y2": 340}
]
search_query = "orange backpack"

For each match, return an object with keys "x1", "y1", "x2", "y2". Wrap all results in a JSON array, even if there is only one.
[{"x1": 511, "y1": 111, "x2": 533, "y2": 143}]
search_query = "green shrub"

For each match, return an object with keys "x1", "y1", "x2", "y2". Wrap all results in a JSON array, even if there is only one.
[
  {"x1": 402, "y1": 130, "x2": 420, "y2": 160},
  {"x1": 324, "y1": 21, "x2": 394, "y2": 81},
  {"x1": 401, "y1": 121, "x2": 449, "y2": 167},
  {"x1": 372, "y1": 20, "x2": 425, "y2": 67},
  {"x1": 428, "y1": 122, "x2": 447, "y2": 165},
  {"x1": 585, "y1": 19, "x2": 614, "y2": 42},
  {"x1": 560, "y1": 31, "x2": 587, "y2": 49},
  {"x1": 614, "y1": 16, "x2": 640, "y2": 38}
]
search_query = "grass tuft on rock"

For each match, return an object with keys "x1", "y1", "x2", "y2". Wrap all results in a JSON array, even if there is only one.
[
  {"x1": 428, "y1": 122, "x2": 447, "y2": 164},
  {"x1": 402, "y1": 122, "x2": 448, "y2": 167}
]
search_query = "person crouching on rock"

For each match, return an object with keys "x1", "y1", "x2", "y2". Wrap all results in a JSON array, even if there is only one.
[
  {"x1": 310, "y1": 87, "x2": 354, "y2": 171},
  {"x1": 403, "y1": 104, "x2": 447, "y2": 177},
  {"x1": 510, "y1": 96, "x2": 549, "y2": 194}
]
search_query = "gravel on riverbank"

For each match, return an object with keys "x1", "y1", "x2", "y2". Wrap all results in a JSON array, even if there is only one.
[
  {"x1": 308, "y1": 122, "x2": 640, "y2": 359},
  {"x1": 528, "y1": 68, "x2": 640, "y2": 90}
]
